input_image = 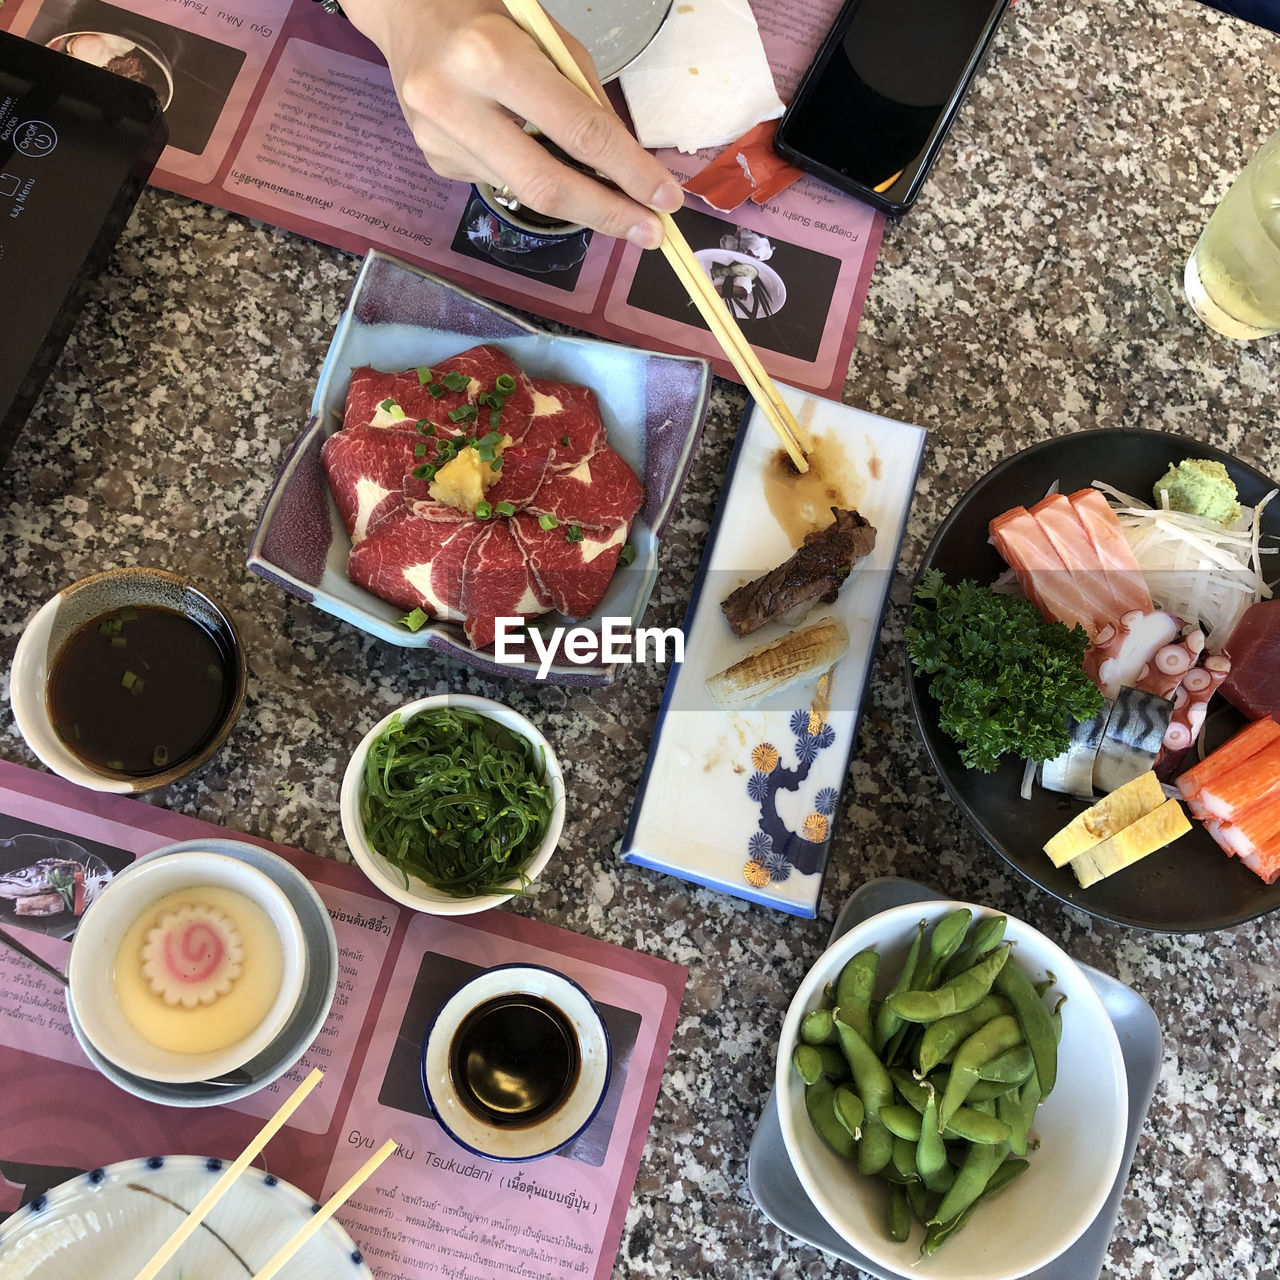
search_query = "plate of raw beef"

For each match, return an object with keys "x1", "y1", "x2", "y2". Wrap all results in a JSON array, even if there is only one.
[{"x1": 249, "y1": 251, "x2": 712, "y2": 684}]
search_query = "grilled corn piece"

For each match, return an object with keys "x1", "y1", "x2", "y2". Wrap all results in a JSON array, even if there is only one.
[
  {"x1": 706, "y1": 617, "x2": 849, "y2": 710},
  {"x1": 1043, "y1": 770, "x2": 1166, "y2": 867}
]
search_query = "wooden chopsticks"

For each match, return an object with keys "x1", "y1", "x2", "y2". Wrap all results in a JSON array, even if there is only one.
[
  {"x1": 499, "y1": 0, "x2": 810, "y2": 474},
  {"x1": 250, "y1": 1139, "x2": 399, "y2": 1280},
  {"x1": 131, "y1": 1069, "x2": 397, "y2": 1280},
  {"x1": 132, "y1": 1068, "x2": 325, "y2": 1280}
]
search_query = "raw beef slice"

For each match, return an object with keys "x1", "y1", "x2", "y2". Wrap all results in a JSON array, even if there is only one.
[
  {"x1": 343, "y1": 345, "x2": 534, "y2": 441},
  {"x1": 520, "y1": 378, "x2": 607, "y2": 467},
  {"x1": 461, "y1": 521, "x2": 549, "y2": 648},
  {"x1": 524, "y1": 447, "x2": 644, "y2": 530},
  {"x1": 347, "y1": 511, "x2": 485, "y2": 620},
  {"x1": 512, "y1": 515, "x2": 628, "y2": 619},
  {"x1": 322, "y1": 427, "x2": 416, "y2": 542}
]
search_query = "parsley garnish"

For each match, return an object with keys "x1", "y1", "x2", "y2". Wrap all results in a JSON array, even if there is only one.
[{"x1": 904, "y1": 569, "x2": 1103, "y2": 773}]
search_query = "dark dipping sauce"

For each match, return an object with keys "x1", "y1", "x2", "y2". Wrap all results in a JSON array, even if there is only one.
[
  {"x1": 449, "y1": 994, "x2": 580, "y2": 1128},
  {"x1": 47, "y1": 605, "x2": 235, "y2": 777}
]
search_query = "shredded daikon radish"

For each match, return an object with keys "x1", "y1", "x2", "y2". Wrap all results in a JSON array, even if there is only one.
[{"x1": 1091, "y1": 482, "x2": 1276, "y2": 650}]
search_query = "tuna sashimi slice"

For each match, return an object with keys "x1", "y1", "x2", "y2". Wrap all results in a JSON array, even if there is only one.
[
  {"x1": 460, "y1": 521, "x2": 549, "y2": 649},
  {"x1": 347, "y1": 511, "x2": 483, "y2": 621},
  {"x1": 511, "y1": 515, "x2": 628, "y2": 619},
  {"x1": 989, "y1": 507, "x2": 1108, "y2": 638},
  {"x1": 525, "y1": 447, "x2": 644, "y2": 531},
  {"x1": 1221, "y1": 600, "x2": 1280, "y2": 721},
  {"x1": 1066, "y1": 488, "x2": 1153, "y2": 616},
  {"x1": 1029, "y1": 494, "x2": 1123, "y2": 621},
  {"x1": 521, "y1": 379, "x2": 607, "y2": 468},
  {"x1": 321, "y1": 428, "x2": 416, "y2": 542}
]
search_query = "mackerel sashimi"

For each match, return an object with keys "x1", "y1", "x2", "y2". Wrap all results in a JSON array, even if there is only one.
[{"x1": 322, "y1": 346, "x2": 645, "y2": 649}]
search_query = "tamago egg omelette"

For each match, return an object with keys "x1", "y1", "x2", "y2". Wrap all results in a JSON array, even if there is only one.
[{"x1": 112, "y1": 885, "x2": 284, "y2": 1054}]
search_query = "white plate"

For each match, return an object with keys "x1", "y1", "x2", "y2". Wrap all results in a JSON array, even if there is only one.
[
  {"x1": 622, "y1": 391, "x2": 926, "y2": 917},
  {"x1": 0, "y1": 1156, "x2": 372, "y2": 1280},
  {"x1": 544, "y1": 0, "x2": 673, "y2": 80}
]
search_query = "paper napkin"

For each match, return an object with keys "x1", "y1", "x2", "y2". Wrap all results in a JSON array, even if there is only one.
[{"x1": 618, "y1": 0, "x2": 786, "y2": 155}]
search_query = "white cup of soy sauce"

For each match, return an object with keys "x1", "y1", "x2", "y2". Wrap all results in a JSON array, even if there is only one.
[
  {"x1": 421, "y1": 964, "x2": 612, "y2": 1162},
  {"x1": 9, "y1": 567, "x2": 248, "y2": 793}
]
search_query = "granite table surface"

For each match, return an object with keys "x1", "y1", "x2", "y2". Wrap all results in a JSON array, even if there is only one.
[{"x1": 2, "y1": 0, "x2": 1279, "y2": 1275}]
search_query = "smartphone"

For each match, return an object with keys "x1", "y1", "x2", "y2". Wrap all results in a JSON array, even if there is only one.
[{"x1": 774, "y1": 0, "x2": 1010, "y2": 215}]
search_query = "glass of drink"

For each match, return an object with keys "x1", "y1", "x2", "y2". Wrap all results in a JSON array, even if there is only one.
[{"x1": 1185, "y1": 128, "x2": 1280, "y2": 340}]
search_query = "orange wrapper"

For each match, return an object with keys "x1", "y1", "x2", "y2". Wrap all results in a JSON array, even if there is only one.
[{"x1": 682, "y1": 120, "x2": 804, "y2": 213}]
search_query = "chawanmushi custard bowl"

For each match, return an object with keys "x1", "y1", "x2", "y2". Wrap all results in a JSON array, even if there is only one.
[
  {"x1": 775, "y1": 899, "x2": 1128, "y2": 1280},
  {"x1": 67, "y1": 849, "x2": 307, "y2": 1085},
  {"x1": 10, "y1": 566, "x2": 247, "y2": 793}
]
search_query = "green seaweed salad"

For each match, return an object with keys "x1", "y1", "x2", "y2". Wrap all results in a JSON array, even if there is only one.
[{"x1": 360, "y1": 708, "x2": 555, "y2": 898}]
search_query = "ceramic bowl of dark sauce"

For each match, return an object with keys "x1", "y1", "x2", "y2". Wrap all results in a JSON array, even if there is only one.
[
  {"x1": 10, "y1": 567, "x2": 247, "y2": 793},
  {"x1": 421, "y1": 963, "x2": 611, "y2": 1161}
]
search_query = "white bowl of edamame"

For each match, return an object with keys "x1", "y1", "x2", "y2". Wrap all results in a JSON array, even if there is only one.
[{"x1": 775, "y1": 900, "x2": 1127, "y2": 1279}]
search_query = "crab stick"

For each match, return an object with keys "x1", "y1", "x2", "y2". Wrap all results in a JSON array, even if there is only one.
[{"x1": 1176, "y1": 715, "x2": 1280, "y2": 803}]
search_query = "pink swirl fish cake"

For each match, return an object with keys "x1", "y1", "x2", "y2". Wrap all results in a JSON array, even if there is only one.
[{"x1": 140, "y1": 903, "x2": 245, "y2": 1008}]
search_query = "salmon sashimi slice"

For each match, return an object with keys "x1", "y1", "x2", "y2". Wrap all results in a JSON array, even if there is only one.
[
  {"x1": 989, "y1": 506, "x2": 1109, "y2": 638},
  {"x1": 1066, "y1": 488, "x2": 1154, "y2": 616},
  {"x1": 1029, "y1": 494, "x2": 1124, "y2": 622},
  {"x1": 1176, "y1": 715, "x2": 1280, "y2": 801}
]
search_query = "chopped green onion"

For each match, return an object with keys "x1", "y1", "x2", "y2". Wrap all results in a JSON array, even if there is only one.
[
  {"x1": 416, "y1": 365, "x2": 433, "y2": 385},
  {"x1": 494, "y1": 373, "x2": 517, "y2": 395},
  {"x1": 473, "y1": 431, "x2": 505, "y2": 461},
  {"x1": 565, "y1": 524, "x2": 584, "y2": 543},
  {"x1": 130, "y1": 677, "x2": 145, "y2": 696},
  {"x1": 560, "y1": 433, "x2": 570, "y2": 447},
  {"x1": 448, "y1": 404, "x2": 478, "y2": 423},
  {"x1": 427, "y1": 381, "x2": 447, "y2": 399},
  {"x1": 441, "y1": 371, "x2": 471, "y2": 392},
  {"x1": 106, "y1": 760, "x2": 124, "y2": 772},
  {"x1": 490, "y1": 457, "x2": 504, "y2": 472},
  {"x1": 121, "y1": 670, "x2": 139, "y2": 690},
  {"x1": 537, "y1": 513, "x2": 559, "y2": 531},
  {"x1": 110, "y1": 635, "x2": 127, "y2": 648},
  {"x1": 618, "y1": 544, "x2": 636, "y2": 566},
  {"x1": 489, "y1": 407, "x2": 502, "y2": 431},
  {"x1": 379, "y1": 397, "x2": 395, "y2": 412},
  {"x1": 99, "y1": 618, "x2": 123, "y2": 637},
  {"x1": 412, "y1": 464, "x2": 437, "y2": 480},
  {"x1": 494, "y1": 500, "x2": 516, "y2": 517},
  {"x1": 475, "y1": 500, "x2": 493, "y2": 519},
  {"x1": 152, "y1": 745, "x2": 170, "y2": 767},
  {"x1": 476, "y1": 392, "x2": 502, "y2": 409},
  {"x1": 414, "y1": 442, "x2": 428, "y2": 457},
  {"x1": 118, "y1": 606, "x2": 138, "y2": 622},
  {"x1": 206, "y1": 664, "x2": 222, "y2": 680},
  {"x1": 399, "y1": 607, "x2": 430, "y2": 632}
]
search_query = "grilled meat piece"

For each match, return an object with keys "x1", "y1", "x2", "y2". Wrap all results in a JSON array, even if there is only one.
[{"x1": 720, "y1": 508, "x2": 877, "y2": 638}]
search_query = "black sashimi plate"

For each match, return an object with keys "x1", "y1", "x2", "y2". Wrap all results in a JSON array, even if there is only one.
[{"x1": 907, "y1": 428, "x2": 1279, "y2": 932}]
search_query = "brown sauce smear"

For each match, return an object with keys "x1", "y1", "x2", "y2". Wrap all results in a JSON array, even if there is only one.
[{"x1": 764, "y1": 419, "x2": 866, "y2": 547}]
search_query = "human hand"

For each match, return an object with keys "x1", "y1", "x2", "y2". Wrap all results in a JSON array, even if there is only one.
[{"x1": 342, "y1": 0, "x2": 683, "y2": 247}]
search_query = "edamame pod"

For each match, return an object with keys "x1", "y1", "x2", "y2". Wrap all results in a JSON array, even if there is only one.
[
  {"x1": 800, "y1": 1007, "x2": 840, "y2": 1046},
  {"x1": 939, "y1": 1013, "x2": 1024, "y2": 1127},
  {"x1": 916, "y1": 1085, "x2": 955, "y2": 1194},
  {"x1": 906, "y1": 1177, "x2": 933, "y2": 1226},
  {"x1": 976, "y1": 1043, "x2": 1035, "y2": 1084},
  {"x1": 939, "y1": 914, "x2": 1007, "y2": 983},
  {"x1": 834, "y1": 1017, "x2": 894, "y2": 1115},
  {"x1": 997, "y1": 1076, "x2": 1041, "y2": 1157},
  {"x1": 994, "y1": 961, "x2": 1058, "y2": 1098},
  {"x1": 891, "y1": 1135, "x2": 920, "y2": 1183},
  {"x1": 889, "y1": 1067, "x2": 930, "y2": 1114},
  {"x1": 919, "y1": 1157, "x2": 1027, "y2": 1256},
  {"x1": 792, "y1": 1043, "x2": 826, "y2": 1086},
  {"x1": 920, "y1": 908, "x2": 972, "y2": 988},
  {"x1": 889, "y1": 944, "x2": 1012, "y2": 1024},
  {"x1": 887, "y1": 1183, "x2": 911, "y2": 1243},
  {"x1": 874, "y1": 918, "x2": 926, "y2": 1052},
  {"x1": 965, "y1": 1077, "x2": 1020, "y2": 1104},
  {"x1": 805, "y1": 1075, "x2": 856, "y2": 1158},
  {"x1": 930, "y1": 1141, "x2": 1008, "y2": 1225},
  {"x1": 835, "y1": 948, "x2": 880, "y2": 1046},
  {"x1": 833, "y1": 1084, "x2": 865, "y2": 1139},
  {"x1": 858, "y1": 1115, "x2": 894, "y2": 1175},
  {"x1": 880, "y1": 1104, "x2": 923, "y2": 1142},
  {"x1": 917, "y1": 993, "x2": 1013, "y2": 1075},
  {"x1": 942, "y1": 1108, "x2": 1012, "y2": 1145}
]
